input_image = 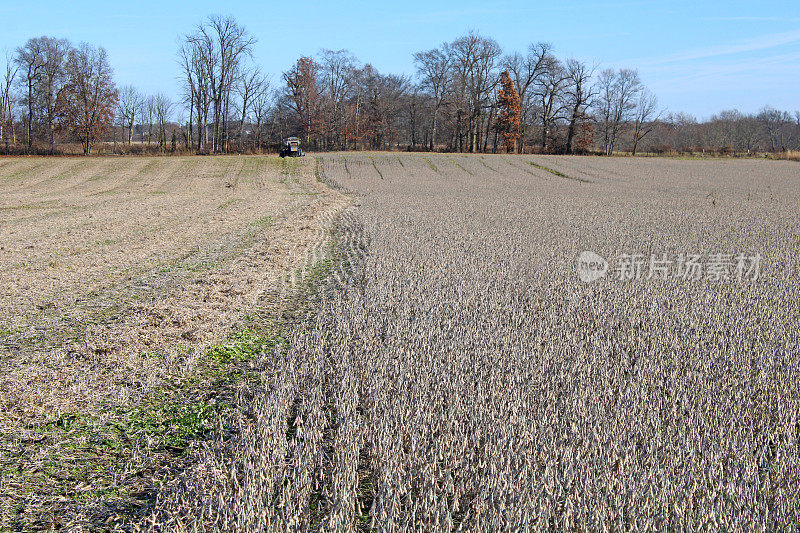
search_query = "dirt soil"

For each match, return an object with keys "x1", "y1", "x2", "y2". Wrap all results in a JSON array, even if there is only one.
[{"x1": 0, "y1": 155, "x2": 349, "y2": 528}]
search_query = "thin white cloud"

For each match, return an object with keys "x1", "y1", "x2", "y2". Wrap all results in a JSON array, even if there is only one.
[
  {"x1": 646, "y1": 51, "x2": 800, "y2": 93},
  {"x1": 704, "y1": 16, "x2": 800, "y2": 22},
  {"x1": 640, "y1": 29, "x2": 800, "y2": 66},
  {"x1": 646, "y1": 50, "x2": 800, "y2": 74}
]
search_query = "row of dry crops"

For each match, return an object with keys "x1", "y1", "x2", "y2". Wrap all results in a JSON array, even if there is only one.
[{"x1": 155, "y1": 154, "x2": 800, "y2": 530}]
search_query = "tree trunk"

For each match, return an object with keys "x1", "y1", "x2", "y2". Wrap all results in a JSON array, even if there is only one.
[
  {"x1": 187, "y1": 93, "x2": 194, "y2": 150},
  {"x1": 566, "y1": 105, "x2": 579, "y2": 154},
  {"x1": 195, "y1": 99, "x2": 204, "y2": 153},
  {"x1": 483, "y1": 107, "x2": 494, "y2": 153},
  {"x1": 223, "y1": 94, "x2": 230, "y2": 153},
  {"x1": 239, "y1": 96, "x2": 248, "y2": 153},
  {"x1": 212, "y1": 97, "x2": 220, "y2": 153},
  {"x1": 470, "y1": 114, "x2": 478, "y2": 153},
  {"x1": 431, "y1": 106, "x2": 438, "y2": 151},
  {"x1": 456, "y1": 111, "x2": 462, "y2": 153},
  {"x1": 541, "y1": 119, "x2": 548, "y2": 151},
  {"x1": 27, "y1": 77, "x2": 34, "y2": 151}
]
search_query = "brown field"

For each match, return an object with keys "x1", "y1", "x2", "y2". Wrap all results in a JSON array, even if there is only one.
[
  {"x1": 153, "y1": 153, "x2": 800, "y2": 530},
  {"x1": 0, "y1": 155, "x2": 348, "y2": 528},
  {"x1": 2, "y1": 153, "x2": 799, "y2": 530}
]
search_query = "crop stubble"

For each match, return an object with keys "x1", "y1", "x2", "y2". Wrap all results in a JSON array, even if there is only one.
[
  {"x1": 153, "y1": 154, "x2": 799, "y2": 530},
  {"x1": 0, "y1": 155, "x2": 348, "y2": 527}
]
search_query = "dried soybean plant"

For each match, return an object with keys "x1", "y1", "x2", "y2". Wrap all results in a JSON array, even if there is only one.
[{"x1": 147, "y1": 154, "x2": 800, "y2": 531}]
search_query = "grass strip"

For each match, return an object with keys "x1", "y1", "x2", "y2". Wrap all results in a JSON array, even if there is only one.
[{"x1": 528, "y1": 161, "x2": 592, "y2": 183}]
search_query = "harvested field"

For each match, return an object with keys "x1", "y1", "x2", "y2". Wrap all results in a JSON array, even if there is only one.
[
  {"x1": 0, "y1": 155, "x2": 348, "y2": 528},
  {"x1": 154, "y1": 154, "x2": 800, "y2": 530}
]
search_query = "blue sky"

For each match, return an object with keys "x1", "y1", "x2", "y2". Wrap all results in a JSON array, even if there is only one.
[{"x1": 1, "y1": 0, "x2": 798, "y2": 119}]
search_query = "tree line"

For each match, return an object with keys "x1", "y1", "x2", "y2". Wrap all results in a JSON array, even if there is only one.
[
  {"x1": 1, "y1": 16, "x2": 798, "y2": 155},
  {"x1": 1, "y1": 37, "x2": 117, "y2": 155}
]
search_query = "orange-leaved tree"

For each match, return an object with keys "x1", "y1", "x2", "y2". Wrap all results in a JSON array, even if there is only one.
[
  {"x1": 495, "y1": 70, "x2": 521, "y2": 153},
  {"x1": 56, "y1": 43, "x2": 117, "y2": 155},
  {"x1": 284, "y1": 56, "x2": 321, "y2": 145}
]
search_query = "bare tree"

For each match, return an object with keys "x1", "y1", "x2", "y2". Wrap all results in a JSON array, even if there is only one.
[
  {"x1": 14, "y1": 38, "x2": 45, "y2": 150},
  {"x1": 344, "y1": 66, "x2": 368, "y2": 150},
  {"x1": 319, "y1": 49, "x2": 357, "y2": 150},
  {"x1": 145, "y1": 95, "x2": 156, "y2": 145},
  {"x1": 502, "y1": 43, "x2": 551, "y2": 152},
  {"x1": 594, "y1": 68, "x2": 641, "y2": 155},
  {"x1": 179, "y1": 41, "x2": 198, "y2": 150},
  {"x1": 189, "y1": 16, "x2": 255, "y2": 153},
  {"x1": 564, "y1": 59, "x2": 595, "y2": 154},
  {"x1": 757, "y1": 106, "x2": 795, "y2": 152},
  {"x1": 738, "y1": 114, "x2": 762, "y2": 154},
  {"x1": 449, "y1": 32, "x2": 502, "y2": 152},
  {"x1": 358, "y1": 65, "x2": 408, "y2": 149},
  {"x1": 189, "y1": 30, "x2": 216, "y2": 150},
  {"x1": 707, "y1": 109, "x2": 741, "y2": 150},
  {"x1": 1, "y1": 52, "x2": 18, "y2": 149},
  {"x1": 118, "y1": 85, "x2": 141, "y2": 145},
  {"x1": 153, "y1": 93, "x2": 173, "y2": 151},
  {"x1": 404, "y1": 84, "x2": 424, "y2": 149},
  {"x1": 133, "y1": 97, "x2": 146, "y2": 145},
  {"x1": 11, "y1": 37, "x2": 73, "y2": 153},
  {"x1": 179, "y1": 16, "x2": 255, "y2": 153},
  {"x1": 647, "y1": 108, "x2": 800, "y2": 155},
  {"x1": 236, "y1": 66, "x2": 268, "y2": 151},
  {"x1": 631, "y1": 88, "x2": 659, "y2": 155},
  {"x1": 414, "y1": 46, "x2": 450, "y2": 151},
  {"x1": 594, "y1": 69, "x2": 616, "y2": 155},
  {"x1": 533, "y1": 54, "x2": 568, "y2": 151},
  {"x1": 251, "y1": 88, "x2": 273, "y2": 151},
  {"x1": 38, "y1": 37, "x2": 71, "y2": 153},
  {"x1": 179, "y1": 37, "x2": 214, "y2": 152}
]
